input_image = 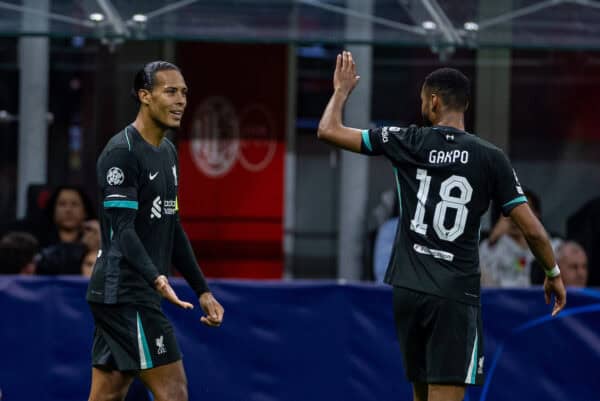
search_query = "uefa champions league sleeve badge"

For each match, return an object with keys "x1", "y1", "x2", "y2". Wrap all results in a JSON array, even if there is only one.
[{"x1": 107, "y1": 167, "x2": 125, "y2": 186}]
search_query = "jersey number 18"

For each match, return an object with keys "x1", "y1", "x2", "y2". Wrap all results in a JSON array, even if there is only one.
[{"x1": 410, "y1": 168, "x2": 473, "y2": 242}]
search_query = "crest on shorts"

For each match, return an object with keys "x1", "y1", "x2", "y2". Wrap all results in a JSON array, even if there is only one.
[
  {"x1": 106, "y1": 167, "x2": 124, "y2": 186},
  {"x1": 155, "y1": 335, "x2": 167, "y2": 355}
]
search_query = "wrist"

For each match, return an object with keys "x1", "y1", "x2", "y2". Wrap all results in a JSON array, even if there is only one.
[
  {"x1": 545, "y1": 264, "x2": 561, "y2": 278},
  {"x1": 333, "y1": 88, "x2": 350, "y2": 98}
]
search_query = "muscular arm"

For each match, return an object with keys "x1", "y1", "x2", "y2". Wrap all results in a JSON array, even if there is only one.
[
  {"x1": 317, "y1": 90, "x2": 363, "y2": 152},
  {"x1": 509, "y1": 203, "x2": 555, "y2": 270},
  {"x1": 172, "y1": 219, "x2": 209, "y2": 297},
  {"x1": 317, "y1": 51, "x2": 364, "y2": 153}
]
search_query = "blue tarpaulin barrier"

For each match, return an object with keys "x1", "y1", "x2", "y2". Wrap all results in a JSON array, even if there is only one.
[{"x1": 1, "y1": 277, "x2": 599, "y2": 401}]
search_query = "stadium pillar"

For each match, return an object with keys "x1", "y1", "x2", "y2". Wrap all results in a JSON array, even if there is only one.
[
  {"x1": 17, "y1": 0, "x2": 50, "y2": 218},
  {"x1": 284, "y1": 43, "x2": 298, "y2": 279},
  {"x1": 337, "y1": 0, "x2": 373, "y2": 280},
  {"x1": 475, "y1": 0, "x2": 512, "y2": 152}
]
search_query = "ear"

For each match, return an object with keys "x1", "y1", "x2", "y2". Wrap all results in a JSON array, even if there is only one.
[
  {"x1": 431, "y1": 93, "x2": 439, "y2": 111},
  {"x1": 138, "y1": 89, "x2": 152, "y2": 106}
]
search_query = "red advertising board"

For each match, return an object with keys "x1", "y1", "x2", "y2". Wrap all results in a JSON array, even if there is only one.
[{"x1": 176, "y1": 43, "x2": 286, "y2": 278}]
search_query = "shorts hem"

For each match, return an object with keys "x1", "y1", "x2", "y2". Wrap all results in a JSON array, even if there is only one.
[
  {"x1": 92, "y1": 355, "x2": 182, "y2": 372},
  {"x1": 407, "y1": 376, "x2": 484, "y2": 386}
]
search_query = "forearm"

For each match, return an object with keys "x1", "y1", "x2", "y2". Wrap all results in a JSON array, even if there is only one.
[
  {"x1": 118, "y1": 227, "x2": 161, "y2": 285},
  {"x1": 172, "y1": 221, "x2": 209, "y2": 297},
  {"x1": 317, "y1": 90, "x2": 363, "y2": 152},
  {"x1": 523, "y1": 228, "x2": 556, "y2": 272},
  {"x1": 509, "y1": 203, "x2": 557, "y2": 273},
  {"x1": 318, "y1": 89, "x2": 349, "y2": 138}
]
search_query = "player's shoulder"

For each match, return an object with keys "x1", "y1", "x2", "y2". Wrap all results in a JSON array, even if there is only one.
[
  {"x1": 376, "y1": 124, "x2": 423, "y2": 144},
  {"x1": 468, "y1": 133, "x2": 502, "y2": 151},
  {"x1": 98, "y1": 127, "x2": 139, "y2": 164},
  {"x1": 162, "y1": 136, "x2": 178, "y2": 158},
  {"x1": 102, "y1": 127, "x2": 134, "y2": 152}
]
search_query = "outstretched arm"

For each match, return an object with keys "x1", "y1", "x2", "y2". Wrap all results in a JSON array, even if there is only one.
[
  {"x1": 317, "y1": 51, "x2": 364, "y2": 153},
  {"x1": 509, "y1": 203, "x2": 566, "y2": 316}
]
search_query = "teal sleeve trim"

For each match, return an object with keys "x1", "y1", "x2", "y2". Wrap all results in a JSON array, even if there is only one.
[
  {"x1": 361, "y1": 130, "x2": 373, "y2": 152},
  {"x1": 502, "y1": 195, "x2": 527, "y2": 209},
  {"x1": 104, "y1": 200, "x2": 138, "y2": 210}
]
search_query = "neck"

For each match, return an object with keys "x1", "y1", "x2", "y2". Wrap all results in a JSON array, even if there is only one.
[
  {"x1": 434, "y1": 111, "x2": 465, "y2": 131},
  {"x1": 133, "y1": 112, "x2": 166, "y2": 147},
  {"x1": 59, "y1": 228, "x2": 79, "y2": 243}
]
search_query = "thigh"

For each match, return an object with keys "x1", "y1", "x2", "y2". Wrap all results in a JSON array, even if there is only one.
[
  {"x1": 393, "y1": 287, "x2": 428, "y2": 383},
  {"x1": 138, "y1": 360, "x2": 188, "y2": 401},
  {"x1": 88, "y1": 367, "x2": 134, "y2": 401},
  {"x1": 426, "y1": 299, "x2": 484, "y2": 386},
  {"x1": 428, "y1": 383, "x2": 465, "y2": 401}
]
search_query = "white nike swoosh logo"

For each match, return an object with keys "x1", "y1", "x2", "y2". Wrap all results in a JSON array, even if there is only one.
[
  {"x1": 149, "y1": 172, "x2": 159, "y2": 180},
  {"x1": 106, "y1": 194, "x2": 127, "y2": 198}
]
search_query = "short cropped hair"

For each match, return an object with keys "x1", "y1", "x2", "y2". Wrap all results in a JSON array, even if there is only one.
[
  {"x1": 423, "y1": 68, "x2": 470, "y2": 111},
  {"x1": 0, "y1": 232, "x2": 39, "y2": 274},
  {"x1": 131, "y1": 61, "x2": 181, "y2": 103}
]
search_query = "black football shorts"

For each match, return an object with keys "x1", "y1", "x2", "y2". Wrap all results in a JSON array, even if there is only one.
[
  {"x1": 392, "y1": 286, "x2": 484, "y2": 385},
  {"x1": 89, "y1": 302, "x2": 182, "y2": 372}
]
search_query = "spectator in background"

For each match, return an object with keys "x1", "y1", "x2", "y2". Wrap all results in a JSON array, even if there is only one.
[
  {"x1": 81, "y1": 248, "x2": 97, "y2": 277},
  {"x1": 479, "y1": 190, "x2": 542, "y2": 287},
  {"x1": 0, "y1": 232, "x2": 38, "y2": 275},
  {"x1": 80, "y1": 219, "x2": 101, "y2": 277},
  {"x1": 36, "y1": 186, "x2": 95, "y2": 275},
  {"x1": 82, "y1": 219, "x2": 101, "y2": 252},
  {"x1": 40, "y1": 186, "x2": 95, "y2": 247},
  {"x1": 556, "y1": 241, "x2": 588, "y2": 287},
  {"x1": 373, "y1": 217, "x2": 398, "y2": 283},
  {"x1": 366, "y1": 188, "x2": 399, "y2": 281},
  {"x1": 567, "y1": 197, "x2": 600, "y2": 286}
]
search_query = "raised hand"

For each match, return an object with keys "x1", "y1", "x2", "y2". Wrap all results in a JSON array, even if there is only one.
[{"x1": 333, "y1": 50, "x2": 360, "y2": 96}]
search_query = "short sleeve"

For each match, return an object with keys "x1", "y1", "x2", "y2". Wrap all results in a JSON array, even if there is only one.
[
  {"x1": 98, "y1": 147, "x2": 140, "y2": 210},
  {"x1": 490, "y1": 148, "x2": 527, "y2": 216},
  {"x1": 360, "y1": 126, "x2": 421, "y2": 164}
]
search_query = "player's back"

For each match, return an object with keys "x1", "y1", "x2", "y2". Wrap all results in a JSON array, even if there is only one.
[{"x1": 362, "y1": 125, "x2": 526, "y2": 304}]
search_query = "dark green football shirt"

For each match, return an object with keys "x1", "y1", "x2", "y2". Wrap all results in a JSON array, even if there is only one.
[
  {"x1": 362, "y1": 125, "x2": 527, "y2": 305},
  {"x1": 87, "y1": 125, "x2": 180, "y2": 305}
]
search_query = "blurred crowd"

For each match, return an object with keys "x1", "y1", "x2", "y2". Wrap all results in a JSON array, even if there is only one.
[
  {"x1": 369, "y1": 188, "x2": 597, "y2": 288},
  {"x1": 0, "y1": 186, "x2": 100, "y2": 277},
  {"x1": 1, "y1": 183, "x2": 597, "y2": 290}
]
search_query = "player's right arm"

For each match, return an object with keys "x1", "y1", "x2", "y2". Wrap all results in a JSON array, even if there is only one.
[
  {"x1": 99, "y1": 147, "x2": 191, "y2": 309},
  {"x1": 317, "y1": 51, "x2": 364, "y2": 153},
  {"x1": 489, "y1": 148, "x2": 566, "y2": 316}
]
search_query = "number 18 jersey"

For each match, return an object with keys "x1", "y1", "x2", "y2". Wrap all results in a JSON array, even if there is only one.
[{"x1": 361, "y1": 125, "x2": 526, "y2": 305}]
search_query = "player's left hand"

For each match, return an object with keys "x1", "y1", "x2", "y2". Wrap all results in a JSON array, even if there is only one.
[
  {"x1": 544, "y1": 275, "x2": 567, "y2": 317},
  {"x1": 199, "y1": 292, "x2": 224, "y2": 327}
]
